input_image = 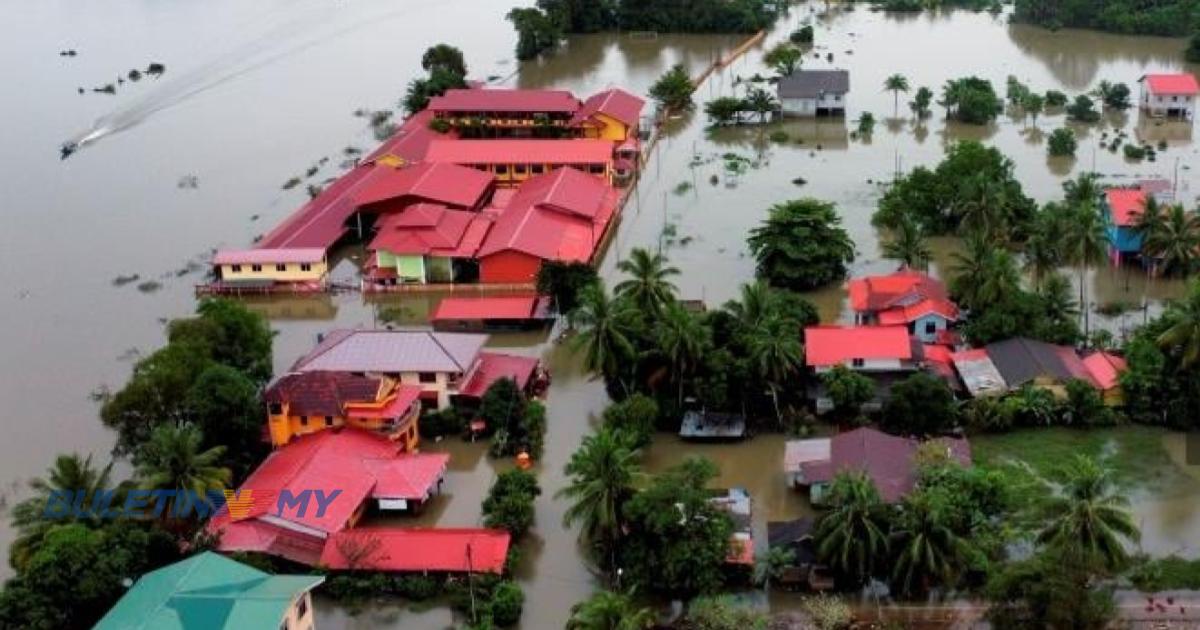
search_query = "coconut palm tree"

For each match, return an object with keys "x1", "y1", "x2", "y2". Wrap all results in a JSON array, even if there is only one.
[
  {"x1": 1157, "y1": 281, "x2": 1200, "y2": 366},
  {"x1": 884, "y1": 74, "x2": 910, "y2": 117},
  {"x1": 10, "y1": 453, "x2": 114, "y2": 570},
  {"x1": 614, "y1": 247, "x2": 679, "y2": 315},
  {"x1": 881, "y1": 215, "x2": 932, "y2": 270},
  {"x1": 744, "y1": 87, "x2": 778, "y2": 124},
  {"x1": 754, "y1": 545, "x2": 797, "y2": 590},
  {"x1": 1037, "y1": 455, "x2": 1139, "y2": 572},
  {"x1": 1143, "y1": 204, "x2": 1200, "y2": 277},
  {"x1": 724, "y1": 281, "x2": 774, "y2": 330},
  {"x1": 1023, "y1": 206, "x2": 1065, "y2": 290},
  {"x1": 656, "y1": 302, "x2": 711, "y2": 406},
  {"x1": 571, "y1": 282, "x2": 638, "y2": 385},
  {"x1": 1038, "y1": 273, "x2": 1080, "y2": 323},
  {"x1": 558, "y1": 427, "x2": 642, "y2": 575},
  {"x1": 955, "y1": 174, "x2": 1009, "y2": 240},
  {"x1": 567, "y1": 589, "x2": 655, "y2": 630},
  {"x1": 1062, "y1": 198, "x2": 1108, "y2": 335},
  {"x1": 748, "y1": 315, "x2": 804, "y2": 425},
  {"x1": 815, "y1": 471, "x2": 890, "y2": 584},
  {"x1": 891, "y1": 494, "x2": 976, "y2": 595},
  {"x1": 135, "y1": 423, "x2": 231, "y2": 520}
]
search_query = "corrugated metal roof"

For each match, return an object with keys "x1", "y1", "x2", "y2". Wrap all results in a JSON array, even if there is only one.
[
  {"x1": 476, "y1": 167, "x2": 617, "y2": 261},
  {"x1": 213, "y1": 248, "x2": 326, "y2": 265},
  {"x1": 425, "y1": 139, "x2": 614, "y2": 165},
  {"x1": 1105, "y1": 188, "x2": 1146, "y2": 227},
  {"x1": 458, "y1": 352, "x2": 540, "y2": 398},
  {"x1": 428, "y1": 88, "x2": 581, "y2": 113},
  {"x1": 264, "y1": 371, "x2": 383, "y2": 417},
  {"x1": 570, "y1": 88, "x2": 646, "y2": 128},
  {"x1": 802, "y1": 428, "x2": 971, "y2": 503},
  {"x1": 804, "y1": 325, "x2": 913, "y2": 366},
  {"x1": 778, "y1": 70, "x2": 850, "y2": 99},
  {"x1": 321, "y1": 528, "x2": 511, "y2": 573},
  {"x1": 985, "y1": 337, "x2": 1094, "y2": 388},
  {"x1": 293, "y1": 329, "x2": 486, "y2": 373},
  {"x1": 1143, "y1": 73, "x2": 1200, "y2": 95},
  {"x1": 355, "y1": 162, "x2": 492, "y2": 209},
  {"x1": 848, "y1": 270, "x2": 948, "y2": 313},
  {"x1": 432, "y1": 296, "x2": 539, "y2": 321}
]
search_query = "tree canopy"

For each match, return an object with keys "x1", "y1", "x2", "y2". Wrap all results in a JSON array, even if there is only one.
[{"x1": 749, "y1": 198, "x2": 856, "y2": 291}]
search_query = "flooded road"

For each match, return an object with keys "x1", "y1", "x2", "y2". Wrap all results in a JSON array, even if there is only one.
[{"x1": 4, "y1": 1, "x2": 1200, "y2": 627}]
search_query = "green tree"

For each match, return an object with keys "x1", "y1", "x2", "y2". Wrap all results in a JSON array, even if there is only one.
[
  {"x1": 508, "y1": 7, "x2": 563, "y2": 60},
  {"x1": 558, "y1": 427, "x2": 642, "y2": 574},
  {"x1": 744, "y1": 87, "x2": 777, "y2": 124},
  {"x1": 1189, "y1": 31, "x2": 1200, "y2": 62},
  {"x1": 402, "y1": 67, "x2": 467, "y2": 113},
  {"x1": 649, "y1": 64, "x2": 694, "y2": 112},
  {"x1": 763, "y1": 43, "x2": 803, "y2": 77},
  {"x1": 704, "y1": 96, "x2": 744, "y2": 126},
  {"x1": 601, "y1": 394, "x2": 659, "y2": 447},
  {"x1": 1023, "y1": 204, "x2": 1067, "y2": 289},
  {"x1": 749, "y1": 199, "x2": 855, "y2": 291},
  {"x1": 9, "y1": 454, "x2": 114, "y2": 571},
  {"x1": 814, "y1": 471, "x2": 890, "y2": 584},
  {"x1": 537, "y1": 260, "x2": 599, "y2": 319},
  {"x1": 169, "y1": 298, "x2": 273, "y2": 383},
  {"x1": 821, "y1": 365, "x2": 874, "y2": 421},
  {"x1": 754, "y1": 545, "x2": 797, "y2": 590},
  {"x1": 1066, "y1": 94, "x2": 1101, "y2": 122},
  {"x1": 1047, "y1": 127, "x2": 1077, "y2": 156},
  {"x1": 570, "y1": 282, "x2": 638, "y2": 385},
  {"x1": 615, "y1": 247, "x2": 680, "y2": 314},
  {"x1": 480, "y1": 377, "x2": 527, "y2": 439},
  {"x1": 1062, "y1": 178, "x2": 1108, "y2": 332},
  {"x1": 1037, "y1": 455, "x2": 1139, "y2": 571},
  {"x1": 134, "y1": 423, "x2": 231, "y2": 523},
  {"x1": 909, "y1": 86, "x2": 934, "y2": 119},
  {"x1": 881, "y1": 215, "x2": 931, "y2": 269},
  {"x1": 1092, "y1": 80, "x2": 1131, "y2": 109},
  {"x1": 884, "y1": 73, "x2": 910, "y2": 116},
  {"x1": 891, "y1": 493, "x2": 976, "y2": 595},
  {"x1": 856, "y1": 111, "x2": 876, "y2": 137},
  {"x1": 939, "y1": 76, "x2": 1002, "y2": 124},
  {"x1": 985, "y1": 545, "x2": 1116, "y2": 630},
  {"x1": 1157, "y1": 280, "x2": 1200, "y2": 366},
  {"x1": 483, "y1": 469, "x2": 541, "y2": 538},
  {"x1": 100, "y1": 343, "x2": 212, "y2": 455},
  {"x1": 184, "y1": 364, "x2": 264, "y2": 479},
  {"x1": 1021, "y1": 92, "x2": 1045, "y2": 126},
  {"x1": 882, "y1": 372, "x2": 958, "y2": 436},
  {"x1": 421, "y1": 44, "x2": 467, "y2": 77},
  {"x1": 1044, "y1": 89, "x2": 1068, "y2": 107},
  {"x1": 656, "y1": 303, "x2": 711, "y2": 407},
  {"x1": 490, "y1": 580, "x2": 525, "y2": 626},
  {"x1": 749, "y1": 315, "x2": 805, "y2": 424},
  {"x1": 1143, "y1": 204, "x2": 1200, "y2": 276},
  {"x1": 566, "y1": 590, "x2": 655, "y2": 630}
]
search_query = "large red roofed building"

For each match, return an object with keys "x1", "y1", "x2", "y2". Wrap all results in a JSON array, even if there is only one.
[
  {"x1": 1140, "y1": 73, "x2": 1199, "y2": 119},
  {"x1": 424, "y1": 138, "x2": 616, "y2": 186},
  {"x1": 847, "y1": 270, "x2": 958, "y2": 343},
  {"x1": 321, "y1": 528, "x2": 511, "y2": 574},
  {"x1": 804, "y1": 325, "x2": 922, "y2": 414},
  {"x1": 477, "y1": 167, "x2": 618, "y2": 284}
]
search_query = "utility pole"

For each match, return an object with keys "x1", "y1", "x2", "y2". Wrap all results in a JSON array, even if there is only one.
[{"x1": 466, "y1": 543, "x2": 477, "y2": 623}]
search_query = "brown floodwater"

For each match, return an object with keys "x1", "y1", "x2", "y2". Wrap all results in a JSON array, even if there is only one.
[{"x1": 4, "y1": 1, "x2": 1200, "y2": 627}]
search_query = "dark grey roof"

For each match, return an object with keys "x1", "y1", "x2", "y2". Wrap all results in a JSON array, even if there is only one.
[
  {"x1": 777, "y1": 70, "x2": 850, "y2": 99},
  {"x1": 985, "y1": 337, "x2": 1091, "y2": 388}
]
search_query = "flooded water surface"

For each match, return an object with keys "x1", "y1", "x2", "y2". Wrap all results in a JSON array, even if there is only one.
[{"x1": 4, "y1": 1, "x2": 1200, "y2": 627}]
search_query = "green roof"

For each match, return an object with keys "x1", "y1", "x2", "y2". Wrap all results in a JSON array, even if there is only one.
[{"x1": 92, "y1": 552, "x2": 324, "y2": 630}]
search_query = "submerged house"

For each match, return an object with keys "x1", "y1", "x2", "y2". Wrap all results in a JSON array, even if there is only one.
[
  {"x1": 1101, "y1": 180, "x2": 1173, "y2": 265},
  {"x1": 847, "y1": 270, "x2": 959, "y2": 343},
  {"x1": 709, "y1": 487, "x2": 754, "y2": 568},
  {"x1": 93, "y1": 552, "x2": 324, "y2": 630},
  {"x1": 263, "y1": 371, "x2": 422, "y2": 450},
  {"x1": 950, "y1": 337, "x2": 1128, "y2": 406},
  {"x1": 1139, "y1": 73, "x2": 1200, "y2": 119},
  {"x1": 207, "y1": 248, "x2": 329, "y2": 294},
  {"x1": 291, "y1": 329, "x2": 541, "y2": 410},
  {"x1": 425, "y1": 138, "x2": 616, "y2": 186},
  {"x1": 778, "y1": 69, "x2": 849, "y2": 117},
  {"x1": 784, "y1": 427, "x2": 971, "y2": 504},
  {"x1": 431, "y1": 295, "x2": 553, "y2": 332},
  {"x1": 804, "y1": 325, "x2": 922, "y2": 413},
  {"x1": 767, "y1": 518, "x2": 834, "y2": 590}
]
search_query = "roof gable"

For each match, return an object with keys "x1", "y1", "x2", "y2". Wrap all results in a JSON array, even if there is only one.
[
  {"x1": 428, "y1": 88, "x2": 581, "y2": 114},
  {"x1": 570, "y1": 88, "x2": 645, "y2": 128},
  {"x1": 804, "y1": 325, "x2": 913, "y2": 366},
  {"x1": 778, "y1": 70, "x2": 850, "y2": 99},
  {"x1": 985, "y1": 337, "x2": 1093, "y2": 387},
  {"x1": 1143, "y1": 73, "x2": 1200, "y2": 95},
  {"x1": 293, "y1": 329, "x2": 487, "y2": 373}
]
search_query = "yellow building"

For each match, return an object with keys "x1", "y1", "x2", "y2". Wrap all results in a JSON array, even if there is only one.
[
  {"x1": 424, "y1": 138, "x2": 615, "y2": 187},
  {"x1": 570, "y1": 88, "x2": 645, "y2": 142},
  {"x1": 212, "y1": 248, "x2": 328, "y2": 290},
  {"x1": 264, "y1": 371, "x2": 422, "y2": 450}
]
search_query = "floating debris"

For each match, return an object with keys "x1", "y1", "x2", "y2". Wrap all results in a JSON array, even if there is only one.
[
  {"x1": 305, "y1": 184, "x2": 323, "y2": 199},
  {"x1": 93, "y1": 84, "x2": 116, "y2": 95},
  {"x1": 58, "y1": 49, "x2": 78, "y2": 57},
  {"x1": 146, "y1": 62, "x2": 166, "y2": 76},
  {"x1": 128, "y1": 69, "x2": 142, "y2": 81},
  {"x1": 792, "y1": 177, "x2": 807, "y2": 186},
  {"x1": 673, "y1": 181, "x2": 693, "y2": 195},
  {"x1": 249, "y1": 214, "x2": 260, "y2": 222},
  {"x1": 282, "y1": 177, "x2": 302, "y2": 190},
  {"x1": 112, "y1": 274, "x2": 141, "y2": 287},
  {"x1": 135, "y1": 280, "x2": 162, "y2": 293},
  {"x1": 177, "y1": 175, "x2": 199, "y2": 189}
]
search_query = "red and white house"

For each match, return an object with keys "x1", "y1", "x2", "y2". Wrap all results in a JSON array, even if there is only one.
[
  {"x1": 1139, "y1": 73, "x2": 1200, "y2": 120},
  {"x1": 803, "y1": 325, "x2": 922, "y2": 414},
  {"x1": 847, "y1": 270, "x2": 959, "y2": 344}
]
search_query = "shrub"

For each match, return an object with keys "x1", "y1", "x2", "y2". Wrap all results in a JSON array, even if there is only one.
[
  {"x1": 602, "y1": 394, "x2": 658, "y2": 446},
  {"x1": 489, "y1": 581, "x2": 525, "y2": 626},
  {"x1": 1044, "y1": 90, "x2": 1068, "y2": 107},
  {"x1": 482, "y1": 469, "x2": 541, "y2": 538},
  {"x1": 882, "y1": 372, "x2": 959, "y2": 436},
  {"x1": 769, "y1": 130, "x2": 790, "y2": 143},
  {"x1": 790, "y1": 25, "x2": 814, "y2": 44},
  {"x1": 396, "y1": 575, "x2": 444, "y2": 600},
  {"x1": 801, "y1": 593, "x2": 853, "y2": 629},
  {"x1": 1124, "y1": 144, "x2": 1147, "y2": 160},
  {"x1": 1066, "y1": 95, "x2": 1101, "y2": 122},
  {"x1": 419, "y1": 408, "x2": 463, "y2": 439},
  {"x1": 857, "y1": 111, "x2": 875, "y2": 136},
  {"x1": 1047, "y1": 128, "x2": 1077, "y2": 157},
  {"x1": 428, "y1": 117, "x2": 452, "y2": 133}
]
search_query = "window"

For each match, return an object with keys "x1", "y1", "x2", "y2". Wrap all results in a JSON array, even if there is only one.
[
  {"x1": 924, "y1": 321, "x2": 937, "y2": 335},
  {"x1": 531, "y1": 164, "x2": 545, "y2": 174},
  {"x1": 268, "y1": 403, "x2": 283, "y2": 415},
  {"x1": 851, "y1": 358, "x2": 865, "y2": 367},
  {"x1": 834, "y1": 94, "x2": 841, "y2": 102},
  {"x1": 496, "y1": 164, "x2": 509, "y2": 175},
  {"x1": 514, "y1": 164, "x2": 528, "y2": 175},
  {"x1": 588, "y1": 164, "x2": 605, "y2": 174},
  {"x1": 276, "y1": 264, "x2": 287, "y2": 272},
  {"x1": 419, "y1": 372, "x2": 438, "y2": 384},
  {"x1": 230, "y1": 264, "x2": 242, "y2": 273},
  {"x1": 324, "y1": 416, "x2": 334, "y2": 427},
  {"x1": 300, "y1": 263, "x2": 312, "y2": 272},
  {"x1": 299, "y1": 416, "x2": 308, "y2": 426},
  {"x1": 251, "y1": 264, "x2": 263, "y2": 272}
]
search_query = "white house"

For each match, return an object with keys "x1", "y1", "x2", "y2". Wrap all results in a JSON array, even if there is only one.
[
  {"x1": 803, "y1": 325, "x2": 921, "y2": 413},
  {"x1": 777, "y1": 70, "x2": 849, "y2": 117},
  {"x1": 1139, "y1": 74, "x2": 1199, "y2": 120}
]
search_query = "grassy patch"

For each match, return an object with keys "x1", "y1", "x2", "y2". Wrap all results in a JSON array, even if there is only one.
[{"x1": 973, "y1": 426, "x2": 1186, "y2": 497}]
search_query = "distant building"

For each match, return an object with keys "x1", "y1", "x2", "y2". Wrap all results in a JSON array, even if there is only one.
[
  {"x1": 949, "y1": 337, "x2": 1128, "y2": 406},
  {"x1": 709, "y1": 487, "x2": 754, "y2": 567},
  {"x1": 291, "y1": 329, "x2": 540, "y2": 410},
  {"x1": 1139, "y1": 74, "x2": 1199, "y2": 120},
  {"x1": 93, "y1": 552, "x2": 323, "y2": 630},
  {"x1": 804, "y1": 325, "x2": 922, "y2": 413},
  {"x1": 431, "y1": 295, "x2": 553, "y2": 332},
  {"x1": 263, "y1": 371, "x2": 422, "y2": 449},
  {"x1": 1101, "y1": 180, "x2": 1173, "y2": 265},
  {"x1": 777, "y1": 70, "x2": 849, "y2": 117},
  {"x1": 1082, "y1": 351, "x2": 1128, "y2": 407},
  {"x1": 208, "y1": 248, "x2": 328, "y2": 294},
  {"x1": 848, "y1": 270, "x2": 959, "y2": 343},
  {"x1": 784, "y1": 427, "x2": 971, "y2": 504}
]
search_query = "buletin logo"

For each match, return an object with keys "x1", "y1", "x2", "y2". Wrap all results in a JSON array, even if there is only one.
[{"x1": 223, "y1": 489, "x2": 255, "y2": 519}]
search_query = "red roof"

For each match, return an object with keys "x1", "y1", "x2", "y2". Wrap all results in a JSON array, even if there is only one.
[
  {"x1": 1144, "y1": 73, "x2": 1200, "y2": 95},
  {"x1": 876, "y1": 298, "x2": 960, "y2": 325},
  {"x1": 428, "y1": 88, "x2": 581, "y2": 114},
  {"x1": 343, "y1": 385, "x2": 422, "y2": 419},
  {"x1": 570, "y1": 88, "x2": 645, "y2": 128},
  {"x1": 804, "y1": 326, "x2": 914, "y2": 367},
  {"x1": 363, "y1": 453, "x2": 448, "y2": 500},
  {"x1": 803, "y1": 428, "x2": 971, "y2": 503},
  {"x1": 207, "y1": 519, "x2": 328, "y2": 566},
  {"x1": 355, "y1": 162, "x2": 492, "y2": 210},
  {"x1": 432, "y1": 296, "x2": 539, "y2": 321},
  {"x1": 425, "y1": 139, "x2": 614, "y2": 166},
  {"x1": 321, "y1": 528, "x2": 511, "y2": 574},
  {"x1": 367, "y1": 206, "x2": 492, "y2": 258},
  {"x1": 1082, "y1": 351, "x2": 1128, "y2": 391},
  {"x1": 209, "y1": 429, "x2": 446, "y2": 535},
  {"x1": 1105, "y1": 188, "x2": 1147, "y2": 227},
  {"x1": 264, "y1": 372, "x2": 384, "y2": 417},
  {"x1": 477, "y1": 167, "x2": 617, "y2": 262},
  {"x1": 459, "y1": 352, "x2": 540, "y2": 398},
  {"x1": 213, "y1": 248, "x2": 326, "y2": 265},
  {"x1": 848, "y1": 270, "x2": 948, "y2": 313}
]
